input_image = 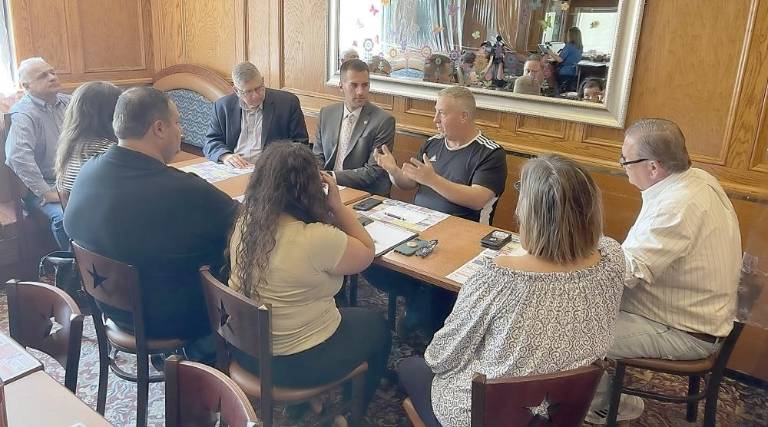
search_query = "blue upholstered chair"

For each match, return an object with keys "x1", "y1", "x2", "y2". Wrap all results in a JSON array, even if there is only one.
[{"x1": 153, "y1": 65, "x2": 233, "y2": 155}]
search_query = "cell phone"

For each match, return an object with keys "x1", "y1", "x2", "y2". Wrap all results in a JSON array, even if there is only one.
[
  {"x1": 480, "y1": 230, "x2": 512, "y2": 250},
  {"x1": 352, "y1": 197, "x2": 383, "y2": 211},
  {"x1": 357, "y1": 216, "x2": 373, "y2": 226},
  {"x1": 394, "y1": 238, "x2": 425, "y2": 256}
]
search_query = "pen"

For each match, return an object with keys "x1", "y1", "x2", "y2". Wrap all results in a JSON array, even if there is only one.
[{"x1": 385, "y1": 212, "x2": 405, "y2": 221}]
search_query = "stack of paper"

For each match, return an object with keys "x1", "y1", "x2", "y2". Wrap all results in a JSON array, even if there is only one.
[
  {"x1": 365, "y1": 221, "x2": 418, "y2": 256},
  {"x1": 180, "y1": 161, "x2": 254, "y2": 183}
]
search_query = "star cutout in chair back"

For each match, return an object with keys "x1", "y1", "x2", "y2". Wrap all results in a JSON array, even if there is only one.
[
  {"x1": 217, "y1": 300, "x2": 231, "y2": 328},
  {"x1": 88, "y1": 264, "x2": 107, "y2": 289},
  {"x1": 42, "y1": 306, "x2": 63, "y2": 338},
  {"x1": 525, "y1": 393, "x2": 560, "y2": 425}
]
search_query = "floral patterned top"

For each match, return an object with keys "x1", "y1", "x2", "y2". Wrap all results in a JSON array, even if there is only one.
[{"x1": 425, "y1": 237, "x2": 625, "y2": 426}]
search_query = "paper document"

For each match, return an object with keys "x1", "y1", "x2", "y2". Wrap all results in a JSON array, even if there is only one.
[
  {"x1": 366, "y1": 199, "x2": 449, "y2": 232},
  {"x1": 446, "y1": 237, "x2": 525, "y2": 285},
  {"x1": 365, "y1": 221, "x2": 418, "y2": 256},
  {"x1": 180, "y1": 161, "x2": 254, "y2": 183}
]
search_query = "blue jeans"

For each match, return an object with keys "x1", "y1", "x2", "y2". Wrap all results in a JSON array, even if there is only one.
[{"x1": 23, "y1": 193, "x2": 69, "y2": 250}]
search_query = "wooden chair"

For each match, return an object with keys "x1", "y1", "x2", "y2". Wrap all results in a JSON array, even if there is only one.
[
  {"x1": 199, "y1": 266, "x2": 368, "y2": 427},
  {"x1": 605, "y1": 321, "x2": 744, "y2": 427},
  {"x1": 71, "y1": 241, "x2": 189, "y2": 426},
  {"x1": 165, "y1": 355, "x2": 261, "y2": 427},
  {"x1": 5, "y1": 279, "x2": 84, "y2": 393},
  {"x1": 0, "y1": 113, "x2": 57, "y2": 279},
  {"x1": 403, "y1": 363, "x2": 604, "y2": 427}
]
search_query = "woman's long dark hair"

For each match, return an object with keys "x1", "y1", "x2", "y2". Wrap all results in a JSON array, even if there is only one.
[
  {"x1": 55, "y1": 81, "x2": 121, "y2": 182},
  {"x1": 235, "y1": 142, "x2": 332, "y2": 298}
]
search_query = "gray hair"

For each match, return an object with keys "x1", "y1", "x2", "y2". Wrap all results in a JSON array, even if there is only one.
[
  {"x1": 17, "y1": 57, "x2": 48, "y2": 84},
  {"x1": 625, "y1": 118, "x2": 691, "y2": 173},
  {"x1": 438, "y1": 86, "x2": 476, "y2": 119},
  {"x1": 231, "y1": 62, "x2": 262, "y2": 88},
  {"x1": 113, "y1": 87, "x2": 172, "y2": 140},
  {"x1": 516, "y1": 154, "x2": 603, "y2": 264},
  {"x1": 513, "y1": 75, "x2": 540, "y2": 95}
]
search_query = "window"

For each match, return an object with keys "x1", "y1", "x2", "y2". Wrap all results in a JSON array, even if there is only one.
[
  {"x1": 573, "y1": 7, "x2": 618, "y2": 56},
  {"x1": 0, "y1": 0, "x2": 14, "y2": 93}
]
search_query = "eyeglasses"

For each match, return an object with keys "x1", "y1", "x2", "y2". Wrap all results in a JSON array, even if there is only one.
[
  {"x1": 513, "y1": 180, "x2": 521, "y2": 191},
  {"x1": 618, "y1": 155, "x2": 650, "y2": 167},
  {"x1": 234, "y1": 84, "x2": 265, "y2": 96},
  {"x1": 415, "y1": 239, "x2": 439, "y2": 257}
]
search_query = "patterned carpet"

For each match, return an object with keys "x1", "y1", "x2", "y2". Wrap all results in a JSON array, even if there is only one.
[{"x1": 1, "y1": 281, "x2": 767, "y2": 426}]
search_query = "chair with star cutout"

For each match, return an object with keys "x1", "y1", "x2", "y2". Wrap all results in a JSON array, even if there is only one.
[
  {"x1": 403, "y1": 362, "x2": 604, "y2": 427},
  {"x1": 199, "y1": 266, "x2": 368, "y2": 427},
  {"x1": 5, "y1": 279, "x2": 84, "y2": 394},
  {"x1": 165, "y1": 355, "x2": 261, "y2": 427},
  {"x1": 71, "y1": 241, "x2": 190, "y2": 426}
]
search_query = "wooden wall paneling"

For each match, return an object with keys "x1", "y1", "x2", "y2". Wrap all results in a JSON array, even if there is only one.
[
  {"x1": 150, "y1": 0, "x2": 184, "y2": 70},
  {"x1": 9, "y1": 0, "x2": 73, "y2": 74},
  {"x1": 247, "y1": 0, "x2": 283, "y2": 88},
  {"x1": 752, "y1": 83, "x2": 768, "y2": 172},
  {"x1": 77, "y1": 0, "x2": 148, "y2": 72},
  {"x1": 515, "y1": 115, "x2": 566, "y2": 138},
  {"x1": 179, "y1": 0, "x2": 246, "y2": 77},
  {"x1": 282, "y1": 0, "x2": 333, "y2": 96},
  {"x1": 624, "y1": 0, "x2": 752, "y2": 164}
]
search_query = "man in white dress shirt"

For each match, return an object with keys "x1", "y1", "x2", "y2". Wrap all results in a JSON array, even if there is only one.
[{"x1": 587, "y1": 118, "x2": 742, "y2": 424}]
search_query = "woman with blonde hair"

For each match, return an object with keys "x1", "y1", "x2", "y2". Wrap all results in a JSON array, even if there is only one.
[
  {"x1": 55, "y1": 81, "x2": 121, "y2": 191},
  {"x1": 398, "y1": 154, "x2": 625, "y2": 426}
]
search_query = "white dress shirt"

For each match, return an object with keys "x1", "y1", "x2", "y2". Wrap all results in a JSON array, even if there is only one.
[
  {"x1": 621, "y1": 168, "x2": 742, "y2": 337},
  {"x1": 234, "y1": 99, "x2": 264, "y2": 163}
]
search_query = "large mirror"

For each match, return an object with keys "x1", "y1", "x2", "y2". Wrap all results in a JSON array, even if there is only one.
[{"x1": 327, "y1": 0, "x2": 645, "y2": 128}]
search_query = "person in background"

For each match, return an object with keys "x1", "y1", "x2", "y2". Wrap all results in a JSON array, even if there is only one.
[
  {"x1": 548, "y1": 26, "x2": 583, "y2": 93},
  {"x1": 228, "y1": 142, "x2": 391, "y2": 422},
  {"x1": 4, "y1": 57, "x2": 71, "y2": 249},
  {"x1": 579, "y1": 78, "x2": 605, "y2": 103},
  {"x1": 55, "y1": 81, "x2": 122, "y2": 192},
  {"x1": 203, "y1": 61, "x2": 308, "y2": 167},
  {"x1": 398, "y1": 154, "x2": 625, "y2": 426},
  {"x1": 587, "y1": 119, "x2": 742, "y2": 424},
  {"x1": 513, "y1": 74, "x2": 541, "y2": 96},
  {"x1": 313, "y1": 59, "x2": 395, "y2": 196}
]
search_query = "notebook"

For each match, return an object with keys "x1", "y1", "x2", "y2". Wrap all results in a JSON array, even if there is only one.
[{"x1": 365, "y1": 220, "x2": 418, "y2": 256}]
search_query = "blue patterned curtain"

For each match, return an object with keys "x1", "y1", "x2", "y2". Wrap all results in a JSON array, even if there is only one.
[{"x1": 382, "y1": 0, "x2": 467, "y2": 55}]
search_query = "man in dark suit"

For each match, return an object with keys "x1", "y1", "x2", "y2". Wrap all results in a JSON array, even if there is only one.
[
  {"x1": 313, "y1": 59, "x2": 395, "y2": 196},
  {"x1": 203, "y1": 61, "x2": 308, "y2": 167}
]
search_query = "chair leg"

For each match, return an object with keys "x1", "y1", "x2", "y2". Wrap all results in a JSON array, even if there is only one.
[
  {"x1": 349, "y1": 374, "x2": 367, "y2": 425},
  {"x1": 136, "y1": 351, "x2": 150, "y2": 427},
  {"x1": 387, "y1": 293, "x2": 397, "y2": 331},
  {"x1": 687, "y1": 375, "x2": 701, "y2": 422},
  {"x1": 606, "y1": 362, "x2": 626, "y2": 427},
  {"x1": 93, "y1": 317, "x2": 110, "y2": 415},
  {"x1": 703, "y1": 372, "x2": 725, "y2": 427}
]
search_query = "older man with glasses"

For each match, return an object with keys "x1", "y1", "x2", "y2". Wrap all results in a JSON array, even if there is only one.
[
  {"x1": 203, "y1": 61, "x2": 308, "y2": 167},
  {"x1": 586, "y1": 118, "x2": 742, "y2": 424}
]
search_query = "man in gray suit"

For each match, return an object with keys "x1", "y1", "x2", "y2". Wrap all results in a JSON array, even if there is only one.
[{"x1": 313, "y1": 59, "x2": 395, "y2": 196}]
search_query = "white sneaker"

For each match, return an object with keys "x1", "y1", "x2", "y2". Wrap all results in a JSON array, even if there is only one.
[{"x1": 585, "y1": 394, "x2": 645, "y2": 425}]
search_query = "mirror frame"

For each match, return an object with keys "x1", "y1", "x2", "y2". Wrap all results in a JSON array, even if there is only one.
[{"x1": 326, "y1": 0, "x2": 645, "y2": 128}]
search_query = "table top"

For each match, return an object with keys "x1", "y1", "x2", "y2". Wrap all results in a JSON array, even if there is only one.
[
  {"x1": 0, "y1": 332, "x2": 42, "y2": 385},
  {"x1": 4, "y1": 371, "x2": 112, "y2": 426},
  {"x1": 170, "y1": 156, "x2": 370, "y2": 206}
]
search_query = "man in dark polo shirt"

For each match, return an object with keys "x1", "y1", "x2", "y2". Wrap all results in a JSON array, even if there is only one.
[
  {"x1": 371, "y1": 86, "x2": 507, "y2": 333},
  {"x1": 64, "y1": 87, "x2": 238, "y2": 346}
]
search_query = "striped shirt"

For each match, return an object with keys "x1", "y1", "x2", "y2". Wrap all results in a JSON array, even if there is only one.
[
  {"x1": 621, "y1": 168, "x2": 741, "y2": 337},
  {"x1": 57, "y1": 137, "x2": 115, "y2": 191}
]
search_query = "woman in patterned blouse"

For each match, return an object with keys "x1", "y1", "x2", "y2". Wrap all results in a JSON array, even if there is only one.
[
  {"x1": 398, "y1": 154, "x2": 625, "y2": 426},
  {"x1": 55, "y1": 81, "x2": 121, "y2": 192}
]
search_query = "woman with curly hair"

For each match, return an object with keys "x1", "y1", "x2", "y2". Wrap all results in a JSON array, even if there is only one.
[{"x1": 227, "y1": 142, "x2": 391, "y2": 418}]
